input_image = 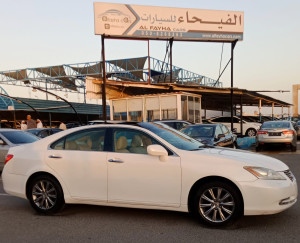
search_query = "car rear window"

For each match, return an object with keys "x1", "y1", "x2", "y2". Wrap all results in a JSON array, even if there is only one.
[
  {"x1": 0, "y1": 131, "x2": 39, "y2": 144},
  {"x1": 261, "y1": 122, "x2": 290, "y2": 129}
]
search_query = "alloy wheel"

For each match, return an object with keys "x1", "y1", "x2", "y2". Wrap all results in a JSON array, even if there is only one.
[
  {"x1": 199, "y1": 187, "x2": 235, "y2": 223},
  {"x1": 32, "y1": 180, "x2": 57, "y2": 210}
]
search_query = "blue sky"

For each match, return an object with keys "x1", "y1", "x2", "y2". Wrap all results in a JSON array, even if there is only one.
[{"x1": 0, "y1": 0, "x2": 299, "y2": 112}]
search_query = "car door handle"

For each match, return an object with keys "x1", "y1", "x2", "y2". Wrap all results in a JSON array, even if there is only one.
[
  {"x1": 108, "y1": 158, "x2": 124, "y2": 163},
  {"x1": 48, "y1": 155, "x2": 62, "y2": 159}
]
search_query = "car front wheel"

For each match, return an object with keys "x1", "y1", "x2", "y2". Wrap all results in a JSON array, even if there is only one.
[
  {"x1": 28, "y1": 175, "x2": 65, "y2": 214},
  {"x1": 191, "y1": 181, "x2": 243, "y2": 227}
]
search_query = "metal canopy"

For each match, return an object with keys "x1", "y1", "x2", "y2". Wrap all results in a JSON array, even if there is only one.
[
  {"x1": 101, "y1": 81, "x2": 290, "y2": 110},
  {"x1": 0, "y1": 56, "x2": 222, "y2": 93}
]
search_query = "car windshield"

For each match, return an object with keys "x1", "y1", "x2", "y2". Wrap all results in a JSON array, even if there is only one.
[
  {"x1": 261, "y1": 122, "x2": 290, "y2": 129},
  {"x1": 0, "y1": 131, "x2": 39, "y2": 144},
  {"x1": 181, "y1": 126, "x2": 215, "y2": 138},
  {"x1": 139, "y1": 122, "x2": 204, "y2": 151}
]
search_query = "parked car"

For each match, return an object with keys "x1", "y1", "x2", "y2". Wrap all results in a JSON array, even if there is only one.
[
  {"x1": 65, "y1": 123, "x2": 82, "y2": 129},
  {"x1": 27, "y1": 128, "x2": 63, "y2": 138},
  {"x1": 2, "y1": 123, "x2": 297, "y2": 227},
  {"x1": 256, "y1": 121, "x2": 298, "y2": 152},
  {"x1": 0, "y1": 129, "x2": 39, "y2": 171},
  {"x1": 208, "y1": 116, "x2": 261, "y2": 137},
  {"x1": 154, "y1": 120, "x2": 192, "y2": 130},
  {"x1": 0, "y1": 120, "x2": 21, "y2": 129},
  {"x1": 181, "y1": 124, "x2": 238, "y2": 148},
  {"x1": 297, "y1": 121, "x2": 300, "y2": 138}
]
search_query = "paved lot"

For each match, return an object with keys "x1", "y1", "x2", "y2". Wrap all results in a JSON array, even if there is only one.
[{"x1": 0, "y1": 143, "x2": 299, "y2": 243}]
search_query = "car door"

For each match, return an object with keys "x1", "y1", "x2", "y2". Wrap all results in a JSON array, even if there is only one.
[
  {"x1": 107, "y1": 127, "x2": 181, "y2": 207},
  {"x1": 220, "y1": 124, "x2": 234, "y2": 147},
  {"x1": 214, "y1": 125, "x2": 227, "y2": 147},
  {"x1": 45, "y1": 128, "x2": 108, "y2": 201}
]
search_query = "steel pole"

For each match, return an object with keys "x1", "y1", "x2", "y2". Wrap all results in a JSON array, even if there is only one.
[
  {"x1": 101, "y1": 35, "x2": 107, "y2": 122},
  {"x1": 170, "y1": 38, "x2": 173, "y2": 83},
  {"x1": 148, "y1": 40, "x2": 151, "y2": 84}
]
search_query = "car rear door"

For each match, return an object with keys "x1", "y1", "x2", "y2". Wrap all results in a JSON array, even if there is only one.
[{"x1": 45, "y1": 128, "x2": 108, "y2": 201}]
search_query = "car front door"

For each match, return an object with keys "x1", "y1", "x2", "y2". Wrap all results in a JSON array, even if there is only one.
[
  {"x1": 45, "y1": 128, "x2": 108, "y2": 201},
  {"x1": 107, "y1": 128, "x2": 181, "y2": 207}
]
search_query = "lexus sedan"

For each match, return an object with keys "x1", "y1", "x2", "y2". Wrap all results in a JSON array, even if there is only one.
[
  {"x1": 180, "y1": 124, "x2": 238, "y2": 148},
  {"x1": 2, "y1": 123, "x2": 297, "y2": 227},
  {"x1": 256, "y1": 121, "x2": 298, "y2": 152},
  {"x1": 0, "y1": 129, "x2": 39, "y2": 171}
]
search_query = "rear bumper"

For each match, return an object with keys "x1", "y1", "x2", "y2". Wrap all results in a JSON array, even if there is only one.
[
  {"x1": 257, "y1": 137, "x2": 294, "y2": 144},
  {"x1": 2, "y1": 169, "x2": 27, "y2": 199},
  {"x1": 239, "y1": 178, "x2": 297, "y2": 215}
]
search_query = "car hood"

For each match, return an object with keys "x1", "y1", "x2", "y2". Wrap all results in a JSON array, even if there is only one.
[{"x1": 196, "y1": 147, "x2": 288, "y2": 171}]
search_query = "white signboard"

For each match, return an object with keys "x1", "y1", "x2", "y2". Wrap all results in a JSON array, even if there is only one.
[{"x1": 94, "y1": 2, "x2": 244, "y2": 41}]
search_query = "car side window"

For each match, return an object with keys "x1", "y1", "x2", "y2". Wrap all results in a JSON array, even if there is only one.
[
  {"x1": 233, "y1": 117, "x2": 240, "y2": 123},
  {"x1": 50, "y1": 128, "x2": 106, "y2": 151},
  {"x1": 215, "y1": 125, "x2": 223, "y2": 138},
  {"x1": 211, "y1": 117, "x2": 225, "y2": 122},
  {"x1": 113, "y1": 128, "x2": 159, "y2": 154},
  {"x1": 221, "y1": 125, "x2": 229, "y2": 135}
]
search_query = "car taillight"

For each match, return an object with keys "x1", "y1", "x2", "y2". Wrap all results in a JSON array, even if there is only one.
[
  {"x1": 4, "y1": 154, "x2": 13, "y2": 165},
  {"x1": 257, "y1": 130, "x2": 268, "y2": 135},
  {"x1": 283, "y1": 130, "x2": 295, "y2": 135}
]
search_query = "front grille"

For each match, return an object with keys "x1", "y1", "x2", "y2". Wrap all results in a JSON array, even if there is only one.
[{"x1": 284, "y1": 170, "x2": 295, "y2": 182}]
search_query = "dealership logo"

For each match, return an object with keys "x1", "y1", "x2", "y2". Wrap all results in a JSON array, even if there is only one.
[{"x1": 98, "y1": 9, "x2": 132, "y2": 24}]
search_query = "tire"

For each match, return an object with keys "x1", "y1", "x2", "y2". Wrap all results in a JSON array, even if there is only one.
[
  {"x1": 27, "y1": 175, "x2": 65, "y2": 215},
  {"x1": 246, "y1": 128, "x2": 256, "y2": 137},
  {"x1": 232, "y1": 142, "x2": 238, "y2": 149},
  {"x1": 190, "y1": 181, "x2": 243, "y2": 227},
  {"x1": 291, "y1": 144, "x2": 297, "y2": 152},
  {"x1": 256, "y1": 144, "x2": 263, "y2": 152}
]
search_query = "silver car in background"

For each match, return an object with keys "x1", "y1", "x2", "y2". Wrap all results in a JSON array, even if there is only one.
[
  {"x1": 0, "y1": 129, "x2": 39, "y2": 171},
  {"x1": 256, "y1": 121, "x2": 298, "y2": 152}
]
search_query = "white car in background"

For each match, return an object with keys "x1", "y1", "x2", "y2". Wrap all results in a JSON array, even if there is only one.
[
  {"x1": 208, "y1": 116, "x2": 261, "y2": 137},
  {"x1": 2, "y1": 123, "x2": 297, "y2": 227}
]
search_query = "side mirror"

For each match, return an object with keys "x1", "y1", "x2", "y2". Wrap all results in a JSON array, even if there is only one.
[
  {"x1": 0, "y1": 139, "x2": 5, "y2": 145},
  {"x1": 147, "y1": 145, "x2": 168, "y2": 162}
]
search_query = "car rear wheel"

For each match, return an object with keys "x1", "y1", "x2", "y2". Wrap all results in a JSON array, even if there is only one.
[
  {"x1": 291, "y1": 144, "x2": 297, "y2": 152},
  {"x1": 191, "y1": 181, "x2": 243, "y2": 227},
  {"x1": 28, "y1": 175, "x2": 65, "y2": 214},
  {"x1": 246, "y1": 128, "x2": 256, "y2": 137}
]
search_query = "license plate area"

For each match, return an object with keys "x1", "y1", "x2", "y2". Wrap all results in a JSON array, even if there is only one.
[{"x1": 269, "y1": 132, "x2": 282, "y2": 136}]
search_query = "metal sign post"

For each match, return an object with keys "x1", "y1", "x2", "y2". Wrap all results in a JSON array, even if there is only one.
[{"x1": 101, "y1": 35, "x2": 107, "y2": 122}]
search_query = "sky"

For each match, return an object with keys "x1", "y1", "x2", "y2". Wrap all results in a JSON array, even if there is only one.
[{"x1": 0, "y1": 0, "x2": 299, "y2": 115}]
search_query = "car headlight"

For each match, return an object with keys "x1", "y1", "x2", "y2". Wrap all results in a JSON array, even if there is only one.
[{"x1": 244, "y1": 166, "x2": 286, "y2": 180}]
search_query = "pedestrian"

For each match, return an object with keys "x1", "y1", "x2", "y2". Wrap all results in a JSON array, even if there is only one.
[
  {"x1": 21, "y1": 120, "x2": 27, "y2": 130},
  {"x1": 37, "y1": 119, "x2": 43, "y2": 128},
  {"x1": 26, "y1": 115, "x2": 37, "y2": 129},
  {"x1": 59, "y1": 121, "x2": 67, "y2": 130}
]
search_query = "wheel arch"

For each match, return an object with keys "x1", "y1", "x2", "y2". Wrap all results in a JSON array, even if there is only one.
[
  {"x1": 187, "y1": 176, "x2": 244, "y2": 214},
  {"x1": 25, "y1": 171, "x2": 64, "y2": 200}
]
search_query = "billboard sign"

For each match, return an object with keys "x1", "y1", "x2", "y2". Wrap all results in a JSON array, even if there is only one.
[{"x1": 94, "y1": 2, "x2": 244, "y2": 41}]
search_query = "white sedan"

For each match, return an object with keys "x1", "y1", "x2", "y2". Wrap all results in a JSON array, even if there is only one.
[{"x1": 2, "y1": 123, "x2": 297, "y2": 227}]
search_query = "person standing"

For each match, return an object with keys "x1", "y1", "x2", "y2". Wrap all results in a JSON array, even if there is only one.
[
  {"x1": 37, "y1": 119, "x2": 43, "y2": 128},
  {"x1": 26, "y1": 115, "x2": 37, "y2": 129},
  {"x1": 21, "y1": 120, "x2": 27, "y2": 130},
  {"x1": 59, "y1": 121, "x2": 67, "y2": 130}
]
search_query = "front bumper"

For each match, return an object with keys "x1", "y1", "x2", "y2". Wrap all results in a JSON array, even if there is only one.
[{"x1": 239, "y1": 176, "x2": 297, "y2": 215}]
